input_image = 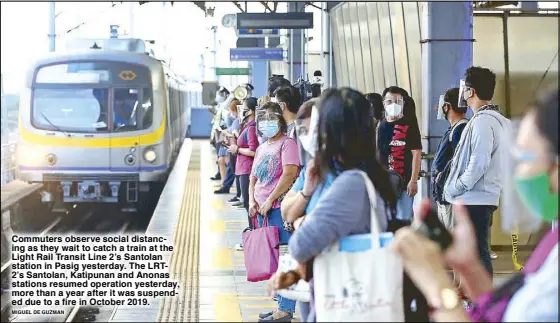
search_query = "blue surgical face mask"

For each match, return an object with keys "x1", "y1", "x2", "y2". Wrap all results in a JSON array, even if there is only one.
[{"x1": 262, "y1": 121, "x2": 280, "y2": 138}]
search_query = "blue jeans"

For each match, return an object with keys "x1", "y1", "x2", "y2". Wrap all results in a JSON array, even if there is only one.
[
  {"x1": 222, "y1": 154, "x2": 236, "y2": 190},
  {"x1": 396, "y1": 190, "x2": 414, "y2": 221},
  {"x1": 298, "y1": 301, "x2": 310, "y2": 321},
  {"x1": 257, "y1": 208, "x2": 291, "y2": 245}
]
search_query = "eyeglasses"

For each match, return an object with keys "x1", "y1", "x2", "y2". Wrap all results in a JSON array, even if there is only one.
[{"x1": 383, "y1": 97, "x2": 404, "y2": 106}]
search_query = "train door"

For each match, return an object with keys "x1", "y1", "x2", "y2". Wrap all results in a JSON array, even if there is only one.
[{"x1": 110, "y1": 87, "x2": 141, "y2": 202}]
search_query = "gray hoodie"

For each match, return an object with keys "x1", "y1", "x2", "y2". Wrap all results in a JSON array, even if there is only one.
[{"x1": 444, "y1": 107, "x2": 512, "y2": 206}]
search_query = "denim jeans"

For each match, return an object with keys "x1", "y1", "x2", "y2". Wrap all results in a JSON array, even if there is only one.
[
  {"x1": 257, "y1": 208, "x2": 291, "y2": 245},
  {"x1": 222, "y1": 154, "x2": 236, "y2": 190},
  {"x1": 465, "y1": 205, "x2": 497, "y2": 276},
  {"x1": 396, "y1": 190, "x2": 414, "y2": 221},
  {"x1": 298, "y1": 301, "x2": 310, "y2": 321},
  {"x1": 278, "y1": 295, "x2": 296, "y2": 314}
]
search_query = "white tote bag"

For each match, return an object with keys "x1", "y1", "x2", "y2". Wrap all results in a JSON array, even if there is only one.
[
  {"x1": 275, "y1": 254, "x2": 311, "y2": 302},
  {"x1": 313, "y1": 171, "x2": 404, "y2": 322}
]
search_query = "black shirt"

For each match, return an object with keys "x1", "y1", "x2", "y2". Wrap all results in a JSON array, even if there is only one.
[{"x1": 377, "y1": 118, "x2": 422, "y2": 186}]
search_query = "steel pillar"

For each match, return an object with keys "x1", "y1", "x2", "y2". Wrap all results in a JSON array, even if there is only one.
[
  {"x1": 287, "y1": 2, "x2": 305, "y2": 82},
  {"x1": 49, "y1": 2, "x2": 56, "y2": 52},
  {"x1": 250, "y1": 38, "x2": 268, "y2": 98},
  {"x1": 420, "y1": 1, "x2": 473, "y2": 199}
]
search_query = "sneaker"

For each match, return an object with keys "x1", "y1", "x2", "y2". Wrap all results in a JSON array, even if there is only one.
[
  {"x1": 234, "y1": 243, "x2": 243, "y2": 251},
  {"x1": 214, "y1": 188, "x2": 230, "y2": 194},
  {"x1": 228, "y1": 197, "x2": 240, "y2": 204},
  {"x1": 234, "y1": 204, "x2": 245, "y2": 209},
  {"x1": 231, "y1": 201, "x2": 243, "y2": 207}
]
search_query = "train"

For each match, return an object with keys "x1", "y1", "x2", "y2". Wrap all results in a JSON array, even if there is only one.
[{"x1": 15, "y1": 39, "x2": 201, "y2": 210}]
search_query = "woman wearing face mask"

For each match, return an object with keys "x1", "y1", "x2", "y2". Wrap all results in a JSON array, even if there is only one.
[
  {"x1": 228, "y1": 97, "x2": 259, "y2": 251},
  {"x1": 268, "y1": 88, "x2": 398, "y2": 322},
  {"x1": 249, "y1": 102, "x2": 300, "y2": 322},
  {"x1": 390, "y1": 89, "x2": 558, "y2": 322}
]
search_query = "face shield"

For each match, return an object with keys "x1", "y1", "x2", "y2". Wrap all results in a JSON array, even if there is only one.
[
  {"x1": 500, "y1": 118, "x2": 546, "y2": 233},
  {"x1": 296, "y1": 105, "x2": 319, "y2": 166},
  {"x1": 256, "y1": 110, "x2": 282, "y2": 139},
  {"x1": 458, "y1": 80, "x2": 471, "y2": 109},
  {"x1": 215, "y1": 91, "x2": 226, "y2": 103},
  {"x1": 383, "y1": 95, "x2": 405, "y2": 121},
  {"x1": 437, "y1": 95, "x2": 446, "y2": 120}
]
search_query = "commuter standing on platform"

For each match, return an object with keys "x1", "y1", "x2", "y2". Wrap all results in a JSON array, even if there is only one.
[{"x1": 444, "y1": 66, "x2": 511, "y2": 276}]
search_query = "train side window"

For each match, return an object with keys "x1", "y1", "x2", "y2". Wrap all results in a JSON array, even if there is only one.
[{"x1": 140, "y1": 88, "x2": 153, "y2": 129}]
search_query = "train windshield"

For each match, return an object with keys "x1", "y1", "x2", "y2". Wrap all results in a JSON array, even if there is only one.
[
  {"x1": 32, "y1": 61, "x2": 153, "y2": 133},
  {"x1": 33, "y1": 88, "x2": 110, "y2": 132}
]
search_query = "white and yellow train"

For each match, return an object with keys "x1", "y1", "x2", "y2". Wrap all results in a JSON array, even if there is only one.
[{"x1": 16, "y1": 41, "x2": 201, "y2": 208}]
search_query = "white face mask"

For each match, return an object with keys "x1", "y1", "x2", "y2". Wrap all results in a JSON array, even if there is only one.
[{"x1": 385, "y1": 103, "x2": 403, "y2": 118}]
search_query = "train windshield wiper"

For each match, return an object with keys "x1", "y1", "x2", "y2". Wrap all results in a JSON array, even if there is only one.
[{"x1": 40, "y1": 112, "x2": 71, "y2": 137}]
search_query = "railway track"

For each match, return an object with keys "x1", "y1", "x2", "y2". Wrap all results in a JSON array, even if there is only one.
[{"x1": 1, "y1": 205, "x2": 147, "y2": 323}]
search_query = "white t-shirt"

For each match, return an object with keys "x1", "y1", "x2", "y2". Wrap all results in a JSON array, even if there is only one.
[{"x1": 503, "y1": 243, "x2": 558, "y2": 322}]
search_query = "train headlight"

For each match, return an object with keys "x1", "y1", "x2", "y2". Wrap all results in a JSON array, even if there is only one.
[
  {"x1": 18, "y1": 148, "x2": 43, "y2": 166},
  {"x1": 144, "y1": 149, "x2": 157, "y2": 163},
  {"x1": 46, "y1": 154, "x2": 57, "y2": 166}
]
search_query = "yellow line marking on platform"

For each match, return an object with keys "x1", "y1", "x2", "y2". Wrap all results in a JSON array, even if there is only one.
[
  {"x1": 213, "y1": 294, "x2": 242, "y2": 322},
  {"x1": 212, "y1": 248, "x2": 233, "y2": 268}
]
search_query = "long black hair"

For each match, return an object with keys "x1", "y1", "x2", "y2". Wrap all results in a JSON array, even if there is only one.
[
  {"x1": 315, "y1": 88, "x2": 397, "y2": 215},
  {"x1": 533, "y1": 88, "x2": 559, "y2": 155}
]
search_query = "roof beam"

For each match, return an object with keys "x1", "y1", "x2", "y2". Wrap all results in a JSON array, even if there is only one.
[{"x1": 232, "y1": 1, "x2": 245, "y2": 12}]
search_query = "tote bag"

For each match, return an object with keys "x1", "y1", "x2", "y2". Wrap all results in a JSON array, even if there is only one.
[
  {"x1": 243, "y1": 217, "x2": 280, "y2": 282},
  {"x1": 313, "y1": 171, "x2": 405, "y2": 322}
]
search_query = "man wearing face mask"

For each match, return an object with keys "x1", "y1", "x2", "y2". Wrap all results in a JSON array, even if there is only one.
[
  {"x1": 432, "y1": 88, "x2": 468, "y2": 228},
  {"x1": 444, "y1": 66, "x2": 511, "y2": 276},
  {"x1": 273, "y1": 85, "x2": 302, "y2": 140},
  {"x1": 377, "y1": 86, "x2": 422, "y2": 222}
]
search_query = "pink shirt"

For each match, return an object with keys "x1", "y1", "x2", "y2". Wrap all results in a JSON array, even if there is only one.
[
  {"x1": 251, "y1": 135, "x2": 300, "y2": 209},
  {"x1": 235, "y1": 120, "x2": 258, "y2": 175}
]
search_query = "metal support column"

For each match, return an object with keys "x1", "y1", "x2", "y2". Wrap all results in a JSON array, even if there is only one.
[
  {"x1": 49, "y1": 2, "x2": 56, "y2": 52},
  {"x1": 287, "y1": 2, "x2": 305, "y2": 82},
  {"x1": 420, "y1": 1, "x2": 473, "y2": 199},
  {"x1": 250, "y1": 38, "x2": 268, "y2": 98}
]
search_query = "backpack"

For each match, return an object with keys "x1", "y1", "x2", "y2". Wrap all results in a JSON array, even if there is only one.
[
  {"x1": 434, "y1": 119, "x2": 468, "y2": 205},
  {"x1": 469, "y1": 228, "x2": 558, "y2": 322}
]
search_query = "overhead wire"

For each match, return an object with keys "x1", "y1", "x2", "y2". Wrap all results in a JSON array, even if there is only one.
[{"x1": 55, "y1": 2, "x2": 122, "y2": 37}]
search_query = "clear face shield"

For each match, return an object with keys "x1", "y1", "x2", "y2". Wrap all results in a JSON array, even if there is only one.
[
  {"x1": 256, "y1": 110, "x2": 282, "y2": 138},
  {"x1": 500, "y1": 118, "x2": 549, "y2": 233},
  {"x1": 296, "y1": 105, "x2": 319, "y2": 166},
  {"x1": 383, "y1": 94, "x2": 405, "y2": 121},
  {"x1": 436, "y1": 95, "x2": 446, "y2": 120},
  {"x1": 458, "y1": 80, "x2": 470, "y2": 109}
]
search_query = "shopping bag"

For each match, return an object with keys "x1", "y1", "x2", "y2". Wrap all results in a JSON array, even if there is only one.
[
  {"x1": 275, "y1": 254, "x2": 311, "y2": 302},
  {"x1": 243, "y1": 217, "x2": 280, "y2": 282},
  {"x1": 313, "y1": 170, "x2": 404, "y2": 322}
]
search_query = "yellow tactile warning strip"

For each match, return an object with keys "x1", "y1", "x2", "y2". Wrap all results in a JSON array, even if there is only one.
[{"x1": 157, "y1": 142, "x2": 201, "y2": 322}]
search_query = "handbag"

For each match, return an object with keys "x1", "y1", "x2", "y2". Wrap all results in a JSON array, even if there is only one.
[
  {"x1": 275, "y1": 254, "x2": 312, "y2": 302},
  {"x1": 313, "y1": 170, "x2": 405, "y2": 322},
  {"x1": 243, "y1": 217, "x2": 280, "y2": 282}
]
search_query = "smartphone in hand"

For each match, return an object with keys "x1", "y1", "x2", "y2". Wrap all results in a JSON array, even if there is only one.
[{"x1": 411, "y1": 204, "x2": 453, "y2": 251}]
